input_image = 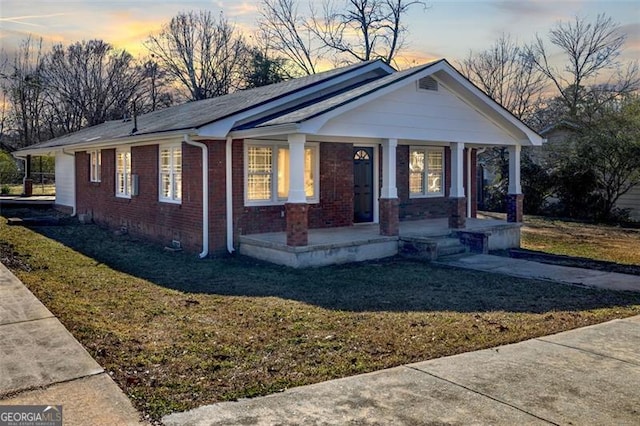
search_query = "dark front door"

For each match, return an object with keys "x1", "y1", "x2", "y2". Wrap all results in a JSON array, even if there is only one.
[{"x1": 353, "y1": 147, "x2": 374, "y2": 223}]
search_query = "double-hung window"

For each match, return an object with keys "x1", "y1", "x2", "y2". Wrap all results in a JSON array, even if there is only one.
[
  {"x1": 409, "y1": 147, "x2": 444, "y2": 197},
  {"x1": 159, "y1": 144, "x2": 182, "y2": 203},
  {"x1": 89, "y1": 150, "x2": 101, "y2": 182},
  {"x1": 115, "y1": 148, "x2": 132, "y2": 198},
  {"x1": 245, "y1": 142, "x2": 318, "y2": 205}
]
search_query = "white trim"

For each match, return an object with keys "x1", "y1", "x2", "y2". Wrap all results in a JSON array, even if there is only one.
[
  {"x1": 158, "y1": 143, "x2": 183, "y2": 204},
  {"x1": 183, "y1": 136, "x2": 209, "y2": 258},
  {"x1": 449, "y1": 142, "x2": 465, "y2": 198},
  {"x1": 408, "y1": 146, "x2": 445, "y2": 199},
  {"x1": 243, "y1": 139, "x2": 320, "y2": 207},
  {"x1": 225, "y1": 137, "x2": 235, "y2": 254},
  {"x1": 380, "y1": 138, "x2": 397, "y2": 199}
]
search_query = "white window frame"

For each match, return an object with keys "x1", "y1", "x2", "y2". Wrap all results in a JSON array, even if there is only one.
[
  {"x1": 244, "y1": 140, "x2": 319, "y2": 206},
  {"x1": 409, "y1": 146, "x2": 445, "y2": 198},
  {"x1": 115, "y1": 148, "x2": 132, "y2": 198},
  {"x1": 159, "y1": 143, "x2": 182, "y2": 204},
  {"x1": 89, "y1": 150, "x2": 101, "y2": 182}
]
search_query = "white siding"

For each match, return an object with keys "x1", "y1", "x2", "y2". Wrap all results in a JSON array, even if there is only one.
[
  {"x1": 317, "y1": 82, "x2": 516, "y2": 144},
  {"x1": 617, "y1": 185, "x2": 640, "y2": 221},
  {"x1": 55, "y1": 151, "x2": 75, "y2": 208}
]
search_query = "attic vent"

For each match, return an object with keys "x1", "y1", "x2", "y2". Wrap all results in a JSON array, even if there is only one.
[{"x1": 417, "y1": 76, "x2": 438, "y2": 91}]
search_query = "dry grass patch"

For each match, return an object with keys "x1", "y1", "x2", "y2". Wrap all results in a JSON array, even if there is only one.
[
  {"x1": 522, "y1": 216, "x2": 640, "y2": 265},
  {"x1": 1, "y1": 217, "x2": 639, "y2": 422}
]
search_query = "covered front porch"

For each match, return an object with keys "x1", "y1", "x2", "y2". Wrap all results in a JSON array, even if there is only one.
[{"x1": 239, "y1": 217, "x2": 521, "y2": 268}]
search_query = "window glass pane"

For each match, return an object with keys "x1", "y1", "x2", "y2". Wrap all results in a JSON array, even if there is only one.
[
  {"x1": 161, "y1": 174, "x2": 171, "y2": 198},
  {"x1": 248, "y1": 146, "x2": 272, "y2": 173},
  {"x1": 277, "y1": 148, "x2": 289, "y2": 199},
  {"x1": 409, "y1": 150, "x2": 425, "y2": 194},
  {"x1": 304, "y1": 147, "x2": 314, "y2": 198},
  {"x1": 248, "y1": 175, "x2": 271, "y2": 200},
  {"x1": 174, "y1": 174, "x2": 182, "y2": 201},
  {"x1": 160, "y1": 149, "x2": 170, "y2": 172},
  {"x1": 174, "y1": 148, "x2": 182, "y2": 172},
  {"x1": 427, "y1": 150, "x2": 443, "y2": 194}
]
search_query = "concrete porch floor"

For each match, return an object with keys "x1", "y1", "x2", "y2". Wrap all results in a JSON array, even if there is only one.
[{"x1": 239, "y1": 218, "x2": 521, "y2": 268}]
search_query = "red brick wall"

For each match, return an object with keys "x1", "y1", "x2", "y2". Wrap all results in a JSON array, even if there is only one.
[
  {"x1": 76, "y1": 140, "x2": 228, "y2": 255},
  {"x1": 397, "y1": 145, "x2": 452, "y2": 220},
  {"x1": 232, "y1": 140, "x2": 354, "y2": 241}
]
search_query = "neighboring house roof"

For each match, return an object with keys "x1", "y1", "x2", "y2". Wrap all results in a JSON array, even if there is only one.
[
  {"x1": 539, "y1": 120, "x2": 581, "y2": 136},
  {"x1": 14, "y1": 58, "x2": 543, "y2": 157}
]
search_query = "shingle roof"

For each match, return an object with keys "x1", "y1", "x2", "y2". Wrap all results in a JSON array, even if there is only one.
[
  {"x1": 21, "y1": 60, "x2": 389, "y2": 152},
  {"x1": 255, "y1": 60, "x2": 442, "y2": 127}
]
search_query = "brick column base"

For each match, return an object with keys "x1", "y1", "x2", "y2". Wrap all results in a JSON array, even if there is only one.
[
  {"x1": 285, "y1": 203, "x2": 308, "y2": 246},
  {"x1": 449, "y1": 197, "x2": 467, "y2": 229},
  {"x1": 22, "y1": 179, "x2": 33, "y2": 197},
  {"x1": 507, "y1": 194, "x2": 524, "y2": 223},
  {"x1": 379, "y1": 198, "x2": 399, "y2": 236}
]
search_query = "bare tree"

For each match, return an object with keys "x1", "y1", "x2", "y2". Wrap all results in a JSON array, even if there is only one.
[
  {"x1": 259, "y1": 0, "x2": 319, "y2": 75},
  {"x1": 43, "y1": 40, "x2": 141, "y2": 135},
  {"x1": 146, "y1": 10, "x2": 248, "y2": 100},
  {"x1": 259, "y1": 0, "x2": 425, "y2": 74},
  {"x1": 459, "y1": 34, "x2": 547, "y2": 122},
  {"x1": 0, "y1": 37, "x2": 47, "y2": 147},
  {"x1": 309, "y1": 0, "x2": 426, "y2": 66},
  {"x1": 133, "y1": 57, "x2": 178, "y2": 114},
  {"x1": 529, "y1": 14, "x2": 639, "y2": 118}
]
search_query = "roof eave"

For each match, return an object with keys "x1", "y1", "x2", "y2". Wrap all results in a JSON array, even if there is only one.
[{"x1": 12, "y1": 129, "x2": 198, "y2": 157}]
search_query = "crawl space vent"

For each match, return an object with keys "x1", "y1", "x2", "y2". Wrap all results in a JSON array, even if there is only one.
[{"x1": 417, "y1": 76, "x2": 438, "y2": 91}]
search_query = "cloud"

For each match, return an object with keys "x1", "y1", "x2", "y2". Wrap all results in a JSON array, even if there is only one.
[{"x1": 0, "y1": 13, "x2": 71, "y2": 28}]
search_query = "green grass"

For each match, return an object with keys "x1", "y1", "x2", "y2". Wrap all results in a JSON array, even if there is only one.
[{"x1": 1, "y1": 217, "x2": 639, "y2": 421}]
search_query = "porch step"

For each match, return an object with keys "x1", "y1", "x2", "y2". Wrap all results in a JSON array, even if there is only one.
[
  {"x1": 436, "y1": 237, "x2": 468, "y2": 258},
  {"x1": 399, "y1": 235, "x2": 467, "y2": 261}
]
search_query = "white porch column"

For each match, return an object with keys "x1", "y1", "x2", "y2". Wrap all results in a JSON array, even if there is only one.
[
  {"x1": 450, "y1": 142, "x2": 465, "y2": 198},
  {"x1": 449, "y1": 142, "x2": 466, "y2": 228},
  {"x1": 287, "y1": 133, "x2": 307, "y2": 203},
  {"x1": 508, "y1": 144, "x2": 522, "y2": 195},
  {"x1": 379, "y1": 138, "x2": 399, "y2": 236},
  {"x1": 507, "y1": 144, "x2": 523, "y2": 223},
  {"x1": 380, "y1": 138, "x2": 398, "y2": 199}
]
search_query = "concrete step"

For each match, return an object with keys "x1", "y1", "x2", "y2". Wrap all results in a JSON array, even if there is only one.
[{"x1": 436, "y1": 238, "x2": 468, "y2": 258}]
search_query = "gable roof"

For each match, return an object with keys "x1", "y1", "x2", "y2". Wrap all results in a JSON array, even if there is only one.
[
  {"x1": 14, "y1": 58, "x2": 543, "y2": 156},
  {"x1": 15, "y1": 60, "x2": 393, "y2": 155}
]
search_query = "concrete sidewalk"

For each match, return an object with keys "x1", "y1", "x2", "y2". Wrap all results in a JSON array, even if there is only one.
[
  {"x1": 0, "y1": 263, "x2": 145, "y2": 425},
  {"x1": 164, "y1": 316, "x2": 640, "y2": 425},
  {"x1": 438, "y1": 254, "x2": 640, "y2": 292}
]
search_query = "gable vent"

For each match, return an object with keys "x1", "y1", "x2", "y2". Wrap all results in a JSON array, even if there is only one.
[{"x1": 417, "y1": 76, "x2": 438, "y2": 91}]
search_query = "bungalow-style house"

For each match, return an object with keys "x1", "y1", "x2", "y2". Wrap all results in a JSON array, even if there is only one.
[{"x1": 14, "y1": 59, "x2": 543, "y2": 267}]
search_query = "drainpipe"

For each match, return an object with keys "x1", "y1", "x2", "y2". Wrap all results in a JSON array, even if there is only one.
[
  {"x1": 225, "y1": 137, "x2": 235, "y2": 254},
  {"x1": 183, "y1": 135, "x2": 209, "y2": 258},
  {"x1": 466, "y1": 148, "x2": 472, "y2": 218},
  {"x1": 61, "y1": 149, "x2": 77, "y2": 216}
]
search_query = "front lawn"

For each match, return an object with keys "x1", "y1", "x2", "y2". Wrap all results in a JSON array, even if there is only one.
[
  {"x1": 1, "y1": 217, "x2": 639, "y2": 422},
  {"x1": 521, "y1": 216, "x2": 640, "y2": 265}
]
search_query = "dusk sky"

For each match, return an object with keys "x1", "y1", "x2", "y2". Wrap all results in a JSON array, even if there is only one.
[{"x1": 1, "y1": 0, "x2": 639, "y2": 69}]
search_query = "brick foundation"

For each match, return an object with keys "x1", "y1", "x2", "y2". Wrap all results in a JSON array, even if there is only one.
[
  {"x1": 379, "y1": 198, "x2": 399, "y2": 236},
  {"x1": 286, "y1": 203, "x2": 308, "y2": 246},
  {"x1": 449, "y1": 197, "x2": 467, "y2": 228},
  {"x1": 23, "y1": 179, "x2": 33, "y2": 197},
  {"x1": 507, "y1": 193, "x2": 524, "y2": 223}
]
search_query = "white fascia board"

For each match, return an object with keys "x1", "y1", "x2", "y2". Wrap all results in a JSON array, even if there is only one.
[
  {"x1": 197, "y1": 61, "x2": 394, "y2": 138},
  {"x1": 433, "y1": 63, "x2": 544, "y2": 146},
  {"x1": 13, "y1": 129, "x2": 198, "y2": 157},
  {"x1": 300, "y1": 61, "x2": 543, "y2": 146},
  {"x1": 227, "y1": 123, "x2": 301, "y2": 140}
]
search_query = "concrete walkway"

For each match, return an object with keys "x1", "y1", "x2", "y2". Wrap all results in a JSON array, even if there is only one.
[
  {"x1": 164, "y1": 315, "x2": 640, "y2": 425},
  {"x1": 439, "y1": 253, "x2": 640, "y2": 292},
  {"x1": 0, "y1": 263, "x2": 145, "y2": 425}
]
